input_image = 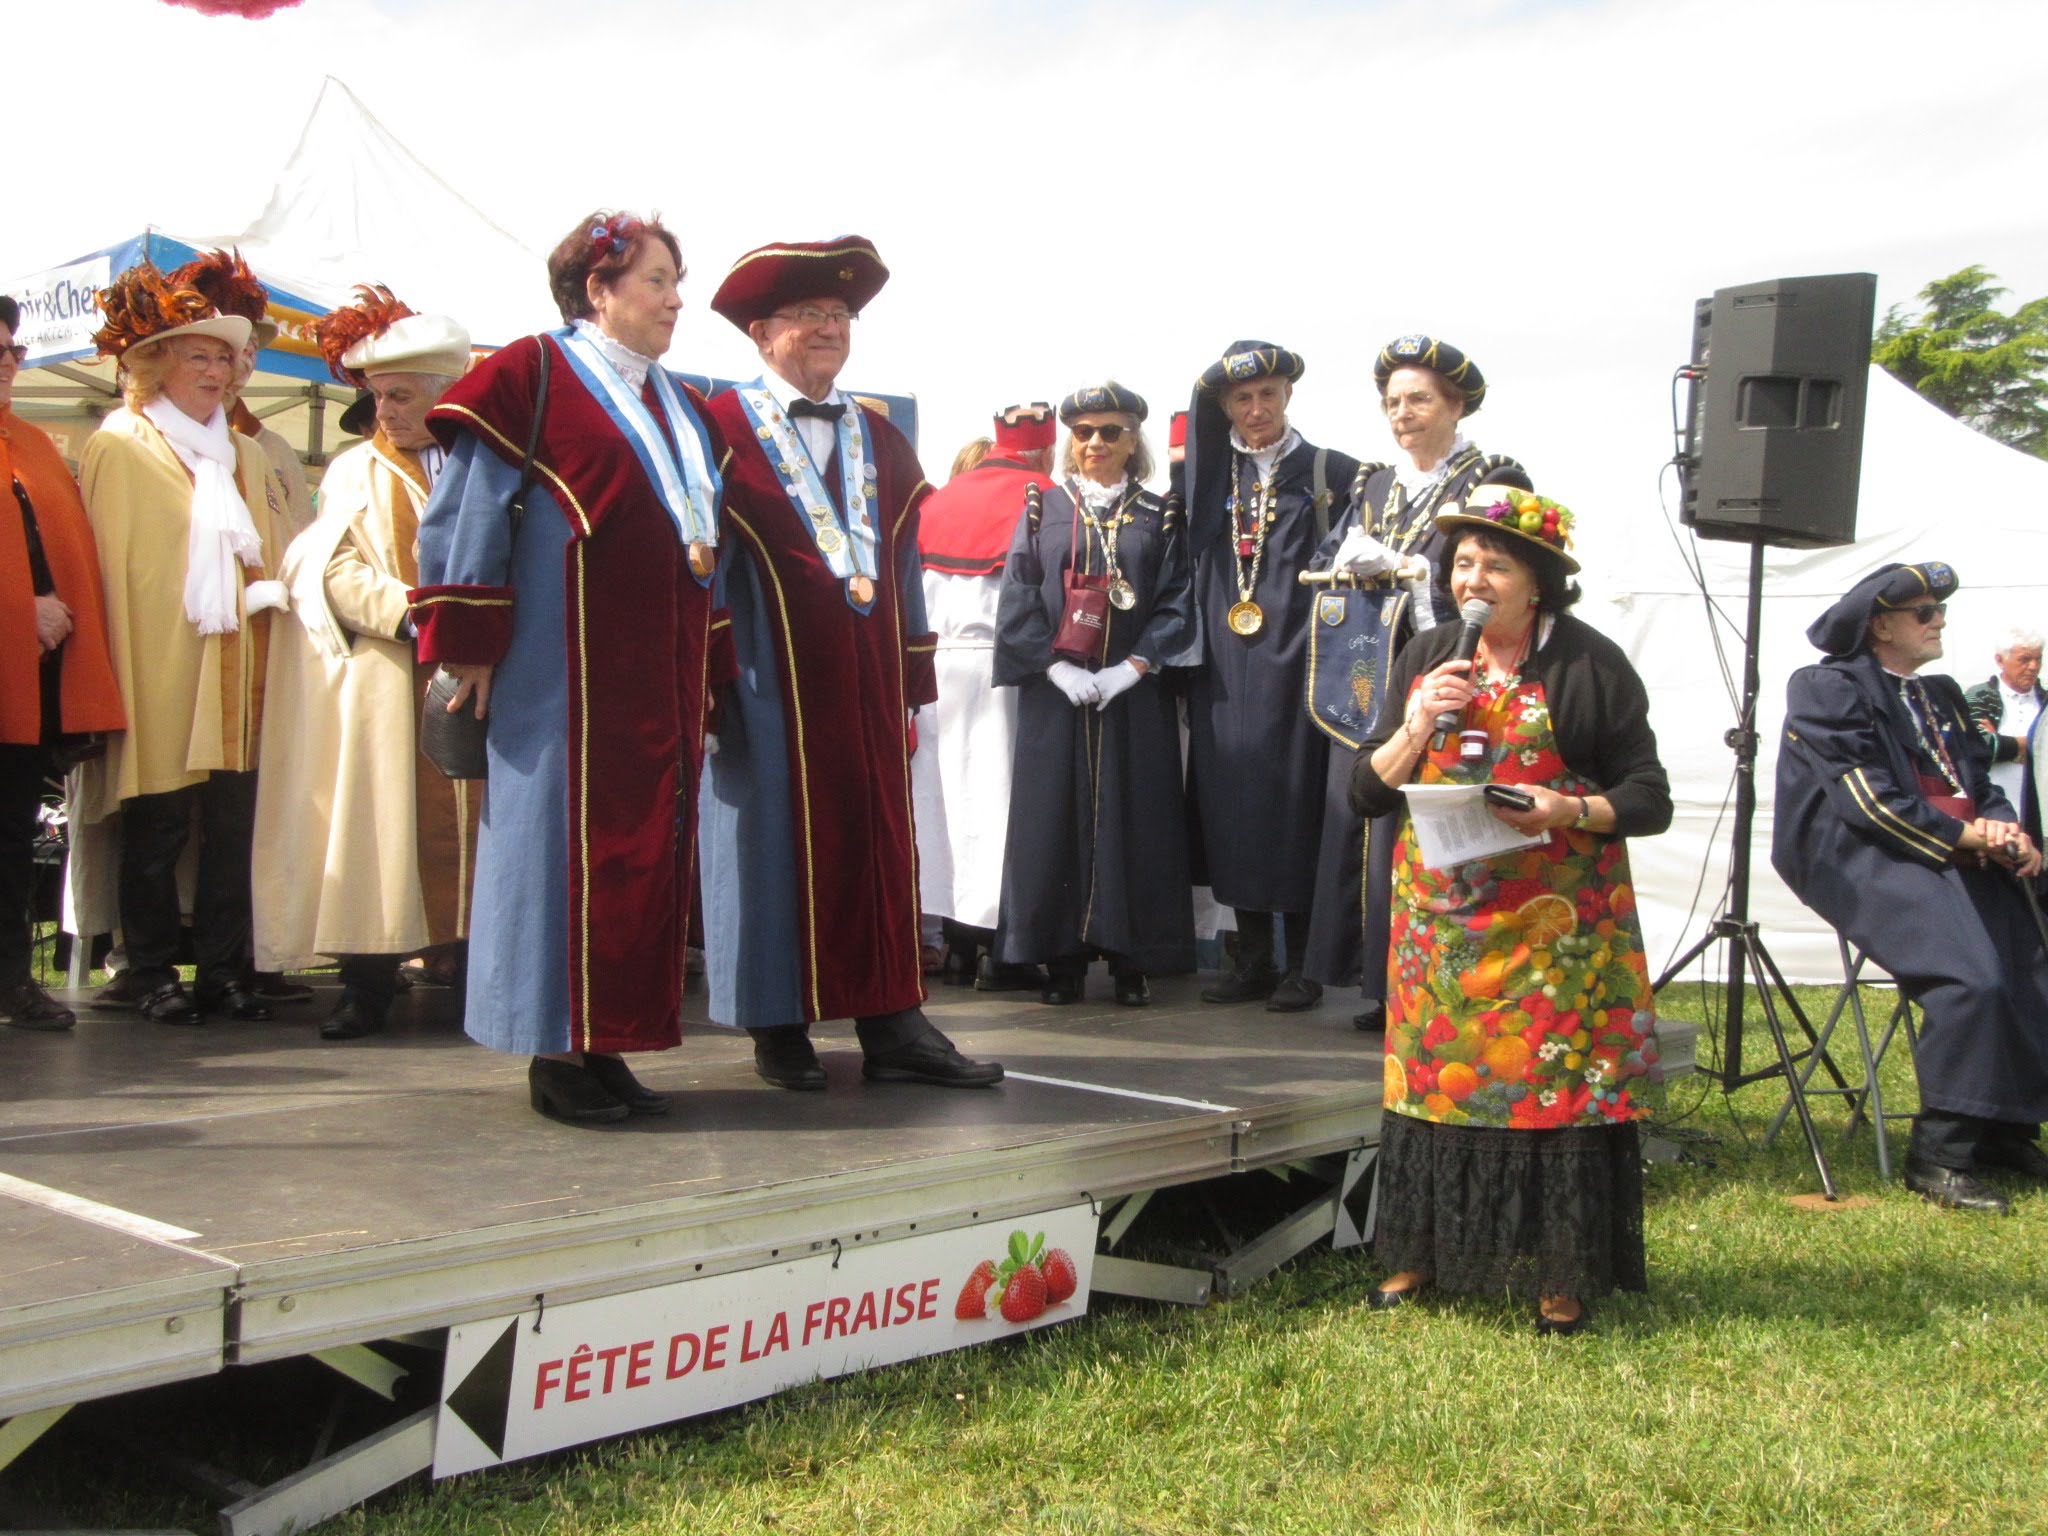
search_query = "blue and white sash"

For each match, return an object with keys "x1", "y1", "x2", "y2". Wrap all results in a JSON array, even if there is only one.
[
  {"x1": 735, "y1": 383, "x2": 879, "y2": 590},
  {"x1": 555, "y1": 328, "x2": 721, "y2": 549}
]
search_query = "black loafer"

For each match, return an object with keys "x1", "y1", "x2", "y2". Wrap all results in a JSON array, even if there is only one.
[
  {"x1": 1200, "y1": 964, "x2": 1278, "y2": 1004},
  {"x1": 528, "y1": 1058, "x2": 629, "y2": 1126},
  {"x1": 1113, "y1": 972, "x2": 1150, "y2": 1007},
  {"x1": 320, "y1": 990, "x2": 389, "y2": 1041},
  {"x1": 940, "y1": 948, "x2": 978, "y2": 988},
  {"x1": 1977, "y1": 1137, "x2": 2048, "y2": 1183},
  {"x1": 1352, "y1": 1001, "x2": 1386, "y2": 1033},
  {"x1": 93, "y1": 970, "x2": 146, "y2": 1009},
  {"x1": 1, "y1": 980, "x2": 76, "y2": 1032},
  {"x1": 251, "y1": 973, "x2": 315, "y2": 1004},
  {"x1": 195, "y1": 983, "x2": 273, "y2": 1022},
  {"x1": 1266, "y1": 971, "x2": 1323, "y2": 1013},
  {"x1": 585, "y1": 1053, "x2": 671, "y2": 1114},
  {"x1": 753, "y1": 1035, "x2": 827, "y2": 1091},
  {"x1": 1903, "y1": 1154, "x2": 2011, "y2": 1214},
  {"x1": 139, "y1": 981, "x2": 201, "y2": 1027},
  {"x1": 1040, "y1": 977, "x2": 1083, "y2": 1006},
  {"x1": 862, "y1": 1031, "x2": 1004, "y2": 1088},
  {"x1": 976, "y1": 955, "x2": 1047, "y2": 993}
]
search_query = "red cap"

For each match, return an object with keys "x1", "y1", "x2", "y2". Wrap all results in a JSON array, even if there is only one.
[
  {"x1": 1169, "y1": 410, "x2": 1189, "y2": 449},
  {"x1": 710, "y1": 236, "x2": 889, "y2": 331},
  {"x1": 993, "y1": 402, "x2": 1056, "y2": 453}
]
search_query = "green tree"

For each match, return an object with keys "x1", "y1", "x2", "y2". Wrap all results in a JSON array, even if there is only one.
[{"x1": 1873, "y1": 265, "x2": 2048, "y2": 459}]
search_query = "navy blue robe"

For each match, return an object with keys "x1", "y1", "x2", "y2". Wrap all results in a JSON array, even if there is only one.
[
  {"x1": 993, "y1": 483, "x2": 1199, "y2": 973},
  {"x1": 1774, "y1": 652, "x2": 2048, "y2": 1125},
  {"x1": 1184, "y1": 438, "x2": 1359, "y2": 915}
]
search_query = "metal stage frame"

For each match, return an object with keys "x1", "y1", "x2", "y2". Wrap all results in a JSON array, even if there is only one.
[{"x1": 0, "y1": 977, "x2": 1695, "y2": 1533}]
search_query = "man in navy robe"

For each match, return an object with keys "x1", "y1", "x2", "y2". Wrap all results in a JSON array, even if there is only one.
[
  {"x1": 1775, "y1": 561, "x2": 2048, "y2": 1214},
  {"x1": 700, "y1": 236, "x2": 1001, "y2": 1091},
  {"x1": 1182, "y1": 342, "x2": 1359, "y2": 1011}
]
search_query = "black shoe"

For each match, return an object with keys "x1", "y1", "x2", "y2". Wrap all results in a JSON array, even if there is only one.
[
  {"x1": 1353, "y1": 1000, "x2": 1386, "y2": 1033},
  {"x1": 1536, "y1": 1300, "x2": 1592, "y2": 1337},
  {"x1": 528, "y1": 1058, "x2": 629, "y2": 1126},
  {"x1": 584, "y1": 1053, "x2": 672, "y2": 1115},
  {"x1": 1266, "y1": 971, "x2": 1322, "y2": 1012},
  {"x1": 251, "y1": 972, "x2": 315, "y2": 1004},
  {"x1": 1903, "y1": 1154, "x2": 2012, "y2": 1214},
  {"x1": 862, "y1": 1030, "x2": 1004, "y2": 1088},
  {"x1": 753, "y1": 1033, "x2": 827, "y2": 1091},
  {"x1": 1, "y1": 979, "x2": 76, "y2": 1032},
  {"x1": 194, "y1": 982, "x2": 274, "y2": 1022},
  {"x1": 975, "y1": 955, "x2": 1046, "y2": 993},
  {"x1": 1113, "y1": 972, "x2": 1150, "y2": 1007},
  {"x1": 1975, "y1": 1137, "x2": 2048, "y2": 1183},
  {"x1": 320, "y1": 990, "x2": 389, "y2": 1041},
  {"x1": 1041, "y1": 971, "x2": 1084, "y2": 1005},
  {"x1": 940, "y1": 947, "x2": 978, "y2": 987},
  {"x1": 1201, "y1": 964, "x2": 1278, "y2": 1004},
  {"x1": 139, "y1": 981, "x2": 201, "y2": 1026}
]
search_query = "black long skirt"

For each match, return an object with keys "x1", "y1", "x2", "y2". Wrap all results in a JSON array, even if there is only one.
[{"x1": 1372, "y1": 1111, "x2": 1647, "y2": 1301}]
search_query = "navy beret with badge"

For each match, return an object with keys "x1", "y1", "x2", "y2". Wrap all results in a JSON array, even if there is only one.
[
  {"x1": 1804, "y1": 561, "x2": 1960, "y2": 657},
  {"x1": 1060, "y1": 382, "x2": 1148, "y2": 423},
  {"x1": 1374, "y1": 333, "x2": 1487, "y2": 415},
  {"x1": 1195, "y1": 339, "x2": 1306, "y2": 396}
]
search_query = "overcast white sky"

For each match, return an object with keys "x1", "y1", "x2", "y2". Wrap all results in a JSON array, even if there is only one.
[{"x1": 12, "y1": 0, "x2": 2047, "y2": 545}]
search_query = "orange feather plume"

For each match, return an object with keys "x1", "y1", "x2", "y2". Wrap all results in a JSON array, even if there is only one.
[
  {"x1": 310, "y1": 284, "x2": 416, "y2": 384},
  {"x1": 92, "y1": 262, "x2": 215, "y2": 359},
  {"x1": 172, "y1": 248, "x2": 270, "y2": 326}
]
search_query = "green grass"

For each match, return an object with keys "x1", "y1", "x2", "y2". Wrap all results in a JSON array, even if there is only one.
[{"x1": 9, "y1": 985, "x2": 2046, "y2": 1535}]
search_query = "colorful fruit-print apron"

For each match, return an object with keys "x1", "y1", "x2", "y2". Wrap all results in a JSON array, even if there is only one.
[{"x1": 1382, "y1": 673, "x2": 1663, "y2": 1130}]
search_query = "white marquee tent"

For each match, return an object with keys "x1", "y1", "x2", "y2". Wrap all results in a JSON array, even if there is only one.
[{"x1": 1583, "y1": 367, "x2": 2048, "y2": 987}]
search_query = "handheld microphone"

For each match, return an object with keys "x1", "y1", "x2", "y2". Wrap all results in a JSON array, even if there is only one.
[{"x1": 1430, "y1": 597, "x2": 1494, "y2": 747}]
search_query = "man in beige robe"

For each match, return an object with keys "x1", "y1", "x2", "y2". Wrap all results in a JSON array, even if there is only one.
[{"x1": 254, "y1": 309, "x2": 477, "y2": 1040}]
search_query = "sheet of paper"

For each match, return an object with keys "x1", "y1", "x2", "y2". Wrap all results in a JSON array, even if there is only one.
[{"x1": 1398, "y1": 783, "x2": 1549, "y2": 871}]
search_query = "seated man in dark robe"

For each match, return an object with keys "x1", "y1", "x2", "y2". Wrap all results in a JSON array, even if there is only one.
[{"x1": 1774, "y1": 561, "x2": 2048, "y2": 1215}]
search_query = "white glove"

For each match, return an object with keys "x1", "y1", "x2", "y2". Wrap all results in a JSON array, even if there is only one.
[
  {"x1": 1047, "y1": 660, "x2": 1101, "y2": 706},
  {"x1": 703, "y1": 734, "x2": 720, "y2": 757},
  {"x1": 1401, "y1": 556, "x2": 1439, "y2": 629},
  {"x1": 1092, "y1": 659, "x2": 1143, "y2": 711},
  {"x1": 243, "y1": 579, "x2": 289, "y2": 615},
  {"x1": 1332, "y1": 526, "x2": 1401, "y2": 578}
]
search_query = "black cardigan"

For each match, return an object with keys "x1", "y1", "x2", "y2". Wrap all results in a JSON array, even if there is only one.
[{"x1": 1348, "y1": 612, "x2": 1673, "y2": 838}]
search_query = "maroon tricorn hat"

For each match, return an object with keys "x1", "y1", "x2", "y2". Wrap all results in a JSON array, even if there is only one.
[{"x1": 709, "y1": 236, "x2": 890, "y2": 331}]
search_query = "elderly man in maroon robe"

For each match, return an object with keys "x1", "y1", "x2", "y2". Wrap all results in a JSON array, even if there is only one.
[{"x1": 699, "y1": 236, "x2": 1002, "y2": 1090}]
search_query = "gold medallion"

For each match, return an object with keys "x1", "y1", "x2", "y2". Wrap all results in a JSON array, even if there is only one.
[
  {"x1": 849, "y1": 574, "x2": 876, "y2": 605},
  {"x1": 1227, "y1": 600, "x2": 1265, "y2": 636},
  {"x1": 1109, "y1": 578, "x2": 1137, "y2": 611},
  {"x1": 687, "y1": 541, "x2": 715, "y2": 578}
]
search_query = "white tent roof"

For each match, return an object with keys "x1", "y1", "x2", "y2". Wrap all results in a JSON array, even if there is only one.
[
  {"x1": 1585, "y1": 368, "x2": 2048, "y2": 985},
  {"x1": 214, "y1": 76, "x2": 546, "y2": 349}
]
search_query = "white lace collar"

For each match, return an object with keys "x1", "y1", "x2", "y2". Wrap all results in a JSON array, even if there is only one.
[
  {"x1": 1072, "y1": 474, "x2": 1130, "y2": 511},
  {"x1": 572, "y1": 318, "x2": 658, "y2": 393},
  {"x1": 1229, "y1": 425, "x2": 1299, "y2": 475},
  {"x1": 1394, "y1": 431, "x2": 1472, "y2": 498}
]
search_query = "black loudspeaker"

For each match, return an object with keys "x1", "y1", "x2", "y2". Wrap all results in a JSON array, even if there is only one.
[{"x1": 1680, "y1": 272, "x2": 1877, "y2": 548}]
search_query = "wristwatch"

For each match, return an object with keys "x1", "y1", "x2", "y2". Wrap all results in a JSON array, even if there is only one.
[{"x1": 1572, "y1": 796, "x2": 1594, "y2": 830}]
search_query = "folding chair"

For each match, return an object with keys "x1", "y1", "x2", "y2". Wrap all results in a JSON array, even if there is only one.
[{"x1": 1764, "y1": 934, "x2": 1920, "y2": 1180}]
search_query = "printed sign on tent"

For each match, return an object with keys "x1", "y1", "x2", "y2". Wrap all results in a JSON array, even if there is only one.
[
  {"x1": 7, "y1": 256, "x2": 111, "y2": 364},
  {"x1": 434, "y1": 1203, "x2": 1097, "y2": 1478}
]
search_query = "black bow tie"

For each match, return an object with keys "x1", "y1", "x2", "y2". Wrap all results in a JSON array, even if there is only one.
[{"x1": 788, "y1": 398, "x2": 844, "y2": 421}]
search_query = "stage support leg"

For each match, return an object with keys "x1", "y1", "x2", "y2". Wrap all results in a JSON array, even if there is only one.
[
  {"x1": 1212, "y1": 1186, "x2": 1338, "y2": 1300},
  {"x1": 0, "y1": 1404, "x2": 69, "y2": 1475},
  {"x1": 219, "y1": 1406, "x2": 433, "y2": 1536},
  {"x1": 1090, "y1": 1254, "x2": 1213, "y2": 1307}
]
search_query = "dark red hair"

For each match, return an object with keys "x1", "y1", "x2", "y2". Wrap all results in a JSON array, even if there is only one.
[{"x1": 546, "y1": 210, "x2": 683, "y2": 324}]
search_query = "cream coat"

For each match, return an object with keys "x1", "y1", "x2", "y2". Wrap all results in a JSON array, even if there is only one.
[{"x1": 253, "y1": 438, "x2": 464, "y2": 968}]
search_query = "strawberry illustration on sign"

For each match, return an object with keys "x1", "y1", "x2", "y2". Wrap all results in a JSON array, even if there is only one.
[{"x1": 953, "y1": 1229, "x2": 1075, "y2": 1325}]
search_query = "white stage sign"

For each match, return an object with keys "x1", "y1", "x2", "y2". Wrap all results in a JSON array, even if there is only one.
[
  {"x1": 7, "y1": 256, "x2": 111, "y2": 364},
  {"x1": 434, "y1": 1204, "x2": 1097, "y2": 1477}
]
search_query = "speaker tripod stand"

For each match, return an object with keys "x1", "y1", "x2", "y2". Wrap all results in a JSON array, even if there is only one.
[{"x1": 1652, "y1": 542, "x2": 1849, "y2": 1199}]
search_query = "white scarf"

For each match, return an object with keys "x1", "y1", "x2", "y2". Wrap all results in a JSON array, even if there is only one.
[{"x1": 143, "y1": 397, "x2": 265, "y2": 634}]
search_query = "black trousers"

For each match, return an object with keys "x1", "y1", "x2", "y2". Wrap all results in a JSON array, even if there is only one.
[
  {"x1": 0, "y1": 743, "x2": 50, "y2": 989},
  {"x1": 751, "y1": 1006, "x2": 928, "y2": 1058},
  {"x1": 1910, "y1": 1110, "x2": 2043, "y2": 1170},
  {"x1": 118, "y1": 771, "x2": 258, "y2": 993}
]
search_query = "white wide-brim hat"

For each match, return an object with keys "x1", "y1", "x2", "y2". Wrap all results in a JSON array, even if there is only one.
[
  {"x1": 342, "y1": 313, "x2": 471, "y2": 379},
  {"x1": 141, "y1": 314, "x2": 254, "y2": 354}
]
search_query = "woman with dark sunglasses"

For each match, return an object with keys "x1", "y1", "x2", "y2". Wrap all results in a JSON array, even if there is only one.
[{"x1": 989, "y1": 383, "x2": 1199, "y2": 1005}]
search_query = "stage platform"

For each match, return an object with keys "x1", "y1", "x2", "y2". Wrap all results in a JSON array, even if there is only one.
[{"x1": 0, "y1": 974, "x2": 1696, "y2": 1530}]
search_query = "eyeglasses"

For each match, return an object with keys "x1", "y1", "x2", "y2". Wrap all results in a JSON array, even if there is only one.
[
  {"x1": 772, "y1": 305, "x2": 857, "y2": 328},
  {"x1": 1070, "y1": 423, "x2": 1128, "y2": 444},
  {"x1": 0, "y1": 344, "x2": 26, "y2": 365},
  {"x1": 1903, "y1": 602, "x2": 1947, "y2": 623}
]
